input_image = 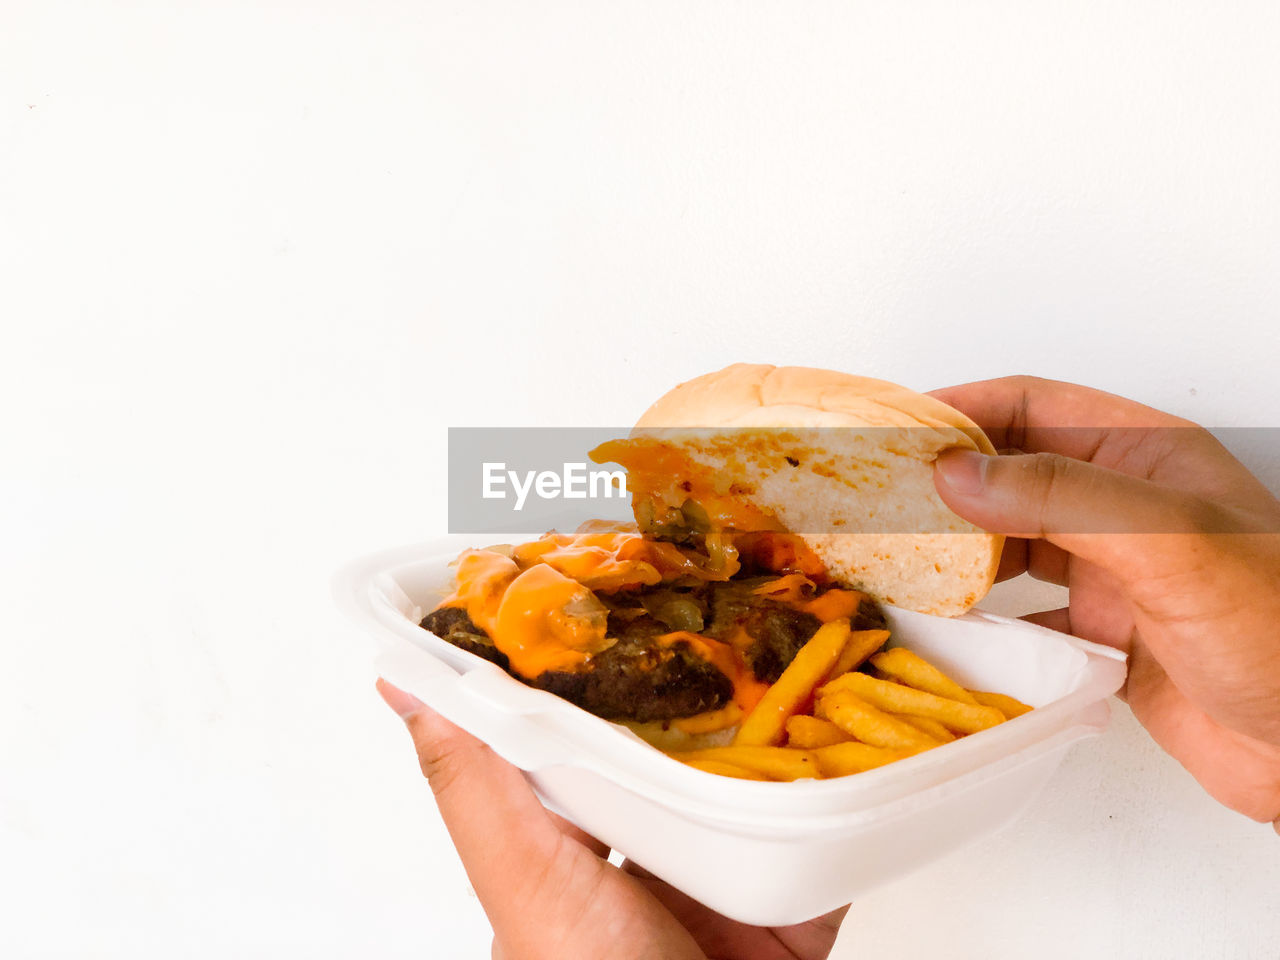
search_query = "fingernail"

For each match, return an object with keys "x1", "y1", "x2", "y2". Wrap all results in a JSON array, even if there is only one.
[
  {"x1": 935, "y1": 448, "x2": 989, "y2": 495},
  {"x1": 376, "y1": 677, "x2": 427, "y2": 719}
]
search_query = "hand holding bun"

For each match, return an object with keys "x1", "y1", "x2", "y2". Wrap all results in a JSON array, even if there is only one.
[{"x1": 929, "y1": 375, "x2": 1280, "y2": 829}]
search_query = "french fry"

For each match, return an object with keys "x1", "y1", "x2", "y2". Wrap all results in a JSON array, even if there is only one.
[
  {"x1": 869, "y1": 648, "x2": 978, "y2": 704},
  {"x1": 683, "y1": 759, "x2": 768, "y2": 781},
  {"x1": 819, "y1": 672, "x2": 1005, "y2": 734},
  {"x1": 669, "y1": 746, "x2": 821, "y2": 781},
  {"x1": 822, "y1": 629, "x2": 891, "y2": 685},
  {"x1": 785, "y1": 715, "x2": 851, "y2": 749},
  {"x1": 673, "y1": 702, "x2": 744, "y2": 735},
  {"x1": 892, "y1": 713, "x2": 956, "y2": 742},
  {"x1": 969, "y1": 689, "x2": 1032, "y2": 719},
  {"x1": 812, "y1": 741, "x2": 922, "y2": 777},
  {"x1": 734, "y1": 619, "x2": 851, "y2": 747},
  {"x1": 653, "y1": 595, "x2": 1030, "y2": 779},
  {"x1": 816, "y1": 690, "x2": 941, "y2": 750}
]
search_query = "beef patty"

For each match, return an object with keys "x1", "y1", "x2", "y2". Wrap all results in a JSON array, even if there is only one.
[
  {"x1": 419, "y1": 603, "x2": 731, "y2": 722},
  {"x1": 702, "y1": 578, "x2": 887, "y2": 683},
  {"x1": 419, "y1": 579, "x2": 886, "y2": 723}
]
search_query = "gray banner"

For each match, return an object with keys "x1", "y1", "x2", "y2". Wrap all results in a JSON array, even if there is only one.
[
  {"x1": 446, "y1": 426, "x2": 1280, "y2": 535},
  {"x1": 448, "y1": 428, "x2": 635, "y2": 535}
]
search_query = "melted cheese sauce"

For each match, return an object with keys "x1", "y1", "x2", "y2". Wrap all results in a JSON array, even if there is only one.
[
  {"x1": 431, "y1": 436, "x2": 872, "y2": 727},
  {"x1": 441, "y1": 528, "x2": 843, "y2": 680},
  {"x1": 442, "y1": 550, "x2": 612, "y2": 677},
  {"x1": 591, "y1": 437, "x2": 785, "y2": 535},
  {"x1": 437, "y1": 433, "x2": 852, "y2": 711}
]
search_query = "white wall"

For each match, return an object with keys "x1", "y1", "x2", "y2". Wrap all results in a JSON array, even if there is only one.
[{"x1": 3, "y1": 2, "x2": 1278, "y2": 957}]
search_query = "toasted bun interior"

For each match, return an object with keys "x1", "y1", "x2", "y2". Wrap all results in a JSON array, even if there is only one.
[
  {"x1": 622, "y1": 364, "x2": 1002, "y2": 617},
  {"x1": 619, "y1": 721, "x2": 739, "y2": 752}
]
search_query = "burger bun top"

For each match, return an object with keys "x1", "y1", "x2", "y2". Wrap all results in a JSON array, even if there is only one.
[{"x1": 627, "y1": 363, "x2": 1002, "y2": 617}]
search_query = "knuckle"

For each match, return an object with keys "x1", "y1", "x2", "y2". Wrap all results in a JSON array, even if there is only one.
[
  {"x1": 1026, "y1": 450, "x2": 1069, "y2": 485},
  {"x1": 1022, "y1": 452, "x2": 1073, "y2": 533},
  {"x1": 1004, "y1": 373, "x2": 1047, "y2": 390},
  {"x1": 1002, "y1": 376, "x2": 1046, "y2": 448}
]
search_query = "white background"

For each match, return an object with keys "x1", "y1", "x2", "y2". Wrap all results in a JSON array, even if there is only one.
[{"x1": 4, "y1": 2, "x2": 1280, "y2": 957}]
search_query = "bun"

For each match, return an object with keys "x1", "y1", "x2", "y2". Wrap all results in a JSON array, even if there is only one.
[
  {"x1": 619, "y1": 720, "x2": 738, "y2": 752},
  {"x1": 629, "y1": 364, "x2": 1002, "y2": 617}
]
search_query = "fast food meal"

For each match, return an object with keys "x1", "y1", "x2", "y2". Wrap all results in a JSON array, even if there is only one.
[{"x1": 419, "y1": 364, "x2": 1031, "y2": 777}]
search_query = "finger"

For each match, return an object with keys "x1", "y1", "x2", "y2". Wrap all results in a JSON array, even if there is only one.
[
  {"x1": 377, "y1": 681, "x2": 609, "y2": 857},
  {"x1": 927, "y1": 376, "x2": 1186, "y2": 456},
  {"x1": 933, "y1": 448, "x2": 1230, "y2": 577},
  {"x1": 621, "y1": 860, "x2": 849, "y2": 960},
  {"x1": 1020, "y1": 607, "x2": 1071, "y2": 633},
  {"x1": 932, "y1": 378, "x2": 1280, "y2": 516},
  {"x1": 993, "y1": 537, "x2": 1028, "y2": 582},
  {"x1": 1025, "y1": 540, "x2": 1071, "y2": 586},
  {"x1": 994, "y1": 536, "x2": 1070, "y2": 585},
  {"x1": 621, "y1": 858, "x2": 656, "y2": 880},
  {"x1": 548, "y1": 811, "x2": 610, "y2": 860},
  {"x1": 375, "y1": 679, "x2": 578, "y2": 933}
]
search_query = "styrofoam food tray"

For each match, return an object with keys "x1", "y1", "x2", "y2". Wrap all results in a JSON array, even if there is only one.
[{"x1": 334, "y1": 538, "x2": 1128, "y2": 925}]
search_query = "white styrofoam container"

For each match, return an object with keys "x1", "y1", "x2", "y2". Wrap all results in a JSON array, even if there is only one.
[{"x1": 334, "y1": 538, "x2": 1128, "y2": 925}]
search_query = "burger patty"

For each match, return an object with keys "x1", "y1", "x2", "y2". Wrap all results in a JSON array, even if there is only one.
[
  {"x1": 533, "y1": 612, "x2": 733, "y2": 723},
  {"x1": 706, "y1": 589, "x2": 823, "y2": 684},
  {"x1": 419, "y1": 605, "x2": 511, "y2": 670},
  {"x1": 702, "y1": 578, "x2": 888, "y2": 683},
  {"x1": 418, "y1": 579, "x2": 887, "y2": 722},
  {"x1": 419, "y1": 604, "x2": 732, "y2": 722}
]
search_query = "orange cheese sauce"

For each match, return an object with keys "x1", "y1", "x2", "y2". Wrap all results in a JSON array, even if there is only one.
[
  {"x1": 437, "y1": 431, "x2": 853, "y2": 711},
  {"x1": 439, "y1": 532, "x2": 741, "y2": 680},
  {"x1": 589, "y1": 437, "x2": 830, "y2": 581},
  {"x1": 441, "y1": 550, "x2": 612, "y2": 677},
  {"x1": 748, "y1": 574, "x2": 865, "y2": 619},
  {"x1": 750, "y1": 572, "x2": 815, "y2": 603},
  {"x1": 439, "y1": 528, "x2": 850, "y2": 689},
  {"x1": 443, "y1": 549, "x2": 520, "y2": 632},
  {"x1": 512, "y1": 529, "x2": 665, "y2": 592},
  {"x1": 798, "y1": 588, "x2": 865, "y2": 622},
  {"x1": 590, "y1": 438, "x2": 786, "y2": 535}
]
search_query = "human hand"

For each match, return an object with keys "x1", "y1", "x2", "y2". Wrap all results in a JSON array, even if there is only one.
[
  {"x1": 928, "y1": 376, "x2": 1280, "y2": 832},
  {"x1": 376, "y1": 679, "x2": 848, "y2": 960}
]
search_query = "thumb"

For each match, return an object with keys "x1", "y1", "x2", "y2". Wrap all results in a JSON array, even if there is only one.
[
  {"x1": 932, "y1": 448, "x2": 1226, "y2": 575},
  {"x1": 375, "y1": 679, "x2": 570, "y2": 938}
]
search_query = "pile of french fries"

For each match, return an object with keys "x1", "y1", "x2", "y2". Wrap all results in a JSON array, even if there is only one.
[{"x1": 670, "y1": 619, "x2": 1032, "y2": 781}]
